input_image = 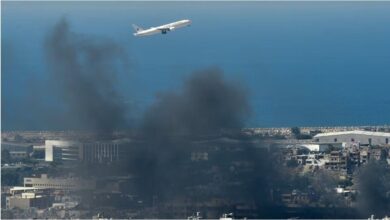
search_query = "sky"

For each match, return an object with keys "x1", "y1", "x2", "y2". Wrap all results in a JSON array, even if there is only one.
[{"x1": 2, "y1": 1, "x2": 390, "y2": 130}]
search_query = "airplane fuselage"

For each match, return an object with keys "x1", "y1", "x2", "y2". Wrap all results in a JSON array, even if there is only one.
[{"x1": 133, "y1": 19, "x2": 191, "y2": 37}]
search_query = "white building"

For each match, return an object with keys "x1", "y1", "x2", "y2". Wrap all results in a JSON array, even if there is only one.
[
  {"x1": 6, "y1": 192, "x2": 52, "y2": 210},
  {"x1": 298, "y1": 144, "x2": 329, "y2": 152},
  {"x1": 45, "y1": 140, "x2": 81, "y2": 162},
  {"x1": 313, "y1": 130, "x2": 390, "y2": 146},
  {"x1": 44, "y1": 139, "x2": 129, "y2": 163},
  {"x1": 24, "y1": 174, "x2": 95, "y2": 190}
]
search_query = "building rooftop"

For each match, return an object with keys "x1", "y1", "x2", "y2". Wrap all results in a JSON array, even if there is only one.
[
  {"x1": 10, "y1": 186, "x2": 40, "y2": 194},
  {"x1": 314, "y1": 130, "x2": 390, "y2": 138}
]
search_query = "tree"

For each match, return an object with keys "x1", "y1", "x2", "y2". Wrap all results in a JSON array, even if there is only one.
[
  {"x1": 286, "y1": 159, "x2": 299, "y2": 168},
  {"x1": 1, "y1": 171, "x2": 20, "y2": 186},
  {"x1": 14, "y1": 134, "x2": 23, "y2": 142},
  {"x1": 311, "y1": 170, "x2": 347, "y2": 207},
  {"x1": 1, "y1": 149, "x2": 11, "y2": 164}
]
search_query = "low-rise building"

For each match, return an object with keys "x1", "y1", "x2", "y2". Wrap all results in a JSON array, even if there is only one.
[
  {"x1": 371, "y1": 148, "x2": 386, "y2": 161},
  {"x1": 314, "y1": 130, "x2": 390, "y2": 146},
  {"x1": 325, "y1": 151, "x2": 347, "y2": 171},
  {"x1": 6, "y1": 192, "x2": 53, "y2": 210},
  {"x1": 44, "y1": 139, "x2": 130, "y2": 163},
  {"x1": 360, "y1": 148, "x2": 370, "y2": 164},
  {"x1": 281, "y1": 190, "x2": 311, "y2": 207},
  {"x1": 24, "y1": 174, "x2": 95, "y2": 190},
  {"x1": 298, "y1": 144, "x2": 331, "y2": 152},
  {"x1": 9, "y1": 151, "x2": 29, "y2": 160}
]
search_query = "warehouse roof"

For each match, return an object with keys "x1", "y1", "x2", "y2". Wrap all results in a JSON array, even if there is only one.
[{"x1": 314, "y1": 130, "x2": 390, "y2": 138}]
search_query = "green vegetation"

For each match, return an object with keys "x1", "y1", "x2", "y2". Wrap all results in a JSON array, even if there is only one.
[
  {"x1": 0, "y1": 167, "x2": 34, "y2": 186},
  {"x1": 1, "y1": 171, "x2": 20, "y2": 186},
  {"x1": 1, "y1": 149, "x2": 12, "y2": 164},
  {"x1": 286, "y1": 159, "x2": 299, "y2": 168}
]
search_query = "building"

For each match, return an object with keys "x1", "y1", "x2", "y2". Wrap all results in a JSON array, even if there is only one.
[
  {"x1": 45, "y1": 140, "x2": 81, "y2": 162},
  {"x1": 6, "y1": 192, "x2": 53, "y2": 209},
  {"x1": 81, "y1": 141, "x2": 123, "y2": 163},
  {"x1": 314, "y1": 130, "x2": 390, "y2": 146},
  {"x1": 280, "y1": 190, "x2": 311, "y2": 207},
  {"x1": 10, "y1": 186, "x2": 43, "y2": 195},
  {"x1": 324, "y1": 151, "x2": 347, "y2": 171},
  {"x1": 304, "y1": 154, "x2": 327, "y2": 168},
  {"x1": 360, "y1": 148, "x2": 370, "y2": 164},
  {"x1": 2, "y1": 145, "x2": 33, "y2": 160},
  {"x1": 346, "y1": 145, "x2": 361, "y2": 168},
  {"x1": 24, "y1": 174, "x2": 95, "y2": 190},
  {"x1": 297, "y1": 143, "x2": 338, "y2": 152},
  {"x1": 32, "y1": 145, "x2": 46, "y2": 159},
  {"x1": 44, "y1": 139, "x2": 130, "y2": 163},
  {"x1": 9, "y1": 151, "x2": 29, "y2": 160},
  {"x1": 371, "y1": 148, "x2": 386, "y2": 161}
]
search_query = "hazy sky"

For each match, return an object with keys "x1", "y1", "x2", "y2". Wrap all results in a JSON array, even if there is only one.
[{"x1": 2, "y1": 1, "x2": 390, "y2": 130}]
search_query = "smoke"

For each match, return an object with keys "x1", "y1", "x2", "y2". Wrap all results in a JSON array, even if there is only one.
[
  {"x1": 142, "y1": 68, "x2": 250, "y2": 137},
  {"x1": 43, "y1": 19, "x2": 361, "y2": 218},
  {"x1": 45, "y1": 18, "x2": 128, "y2": 133},
  {"x1": 44, "y1": 19, "x2": 280, "y2": 218},
  {"x1": 127, "y1": 69, "x2": 285, "y2": 218},
  {"x1": 142, "y1": 69, "x2": 250, "y2": 138},
  {"x1": 39, "y1": 18, "x2": 390, "y2": 219},
  {"x1": 356, "y1": 161, "x2": 390, "y2": 217},
  {"x1": 127, "y1": 68, "x2": 254, "y2": 201}
]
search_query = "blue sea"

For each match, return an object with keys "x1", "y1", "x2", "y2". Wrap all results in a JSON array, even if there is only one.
[{"x1": 2, "y1": 1, "x2": 390, "y2": 130}]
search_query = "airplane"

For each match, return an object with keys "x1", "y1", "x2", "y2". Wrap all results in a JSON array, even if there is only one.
[{"x1": 132, "y1": 19, "x2": 191, "y2": 37}]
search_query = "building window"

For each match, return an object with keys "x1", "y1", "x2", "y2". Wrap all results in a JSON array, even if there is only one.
[
  {"x1": 334, "y1": 138, "x2": 337, "y2": 142},
  {"x1": 368, "y1": 138, "x2": 372, "y2": 145},
  {"x1": 351, "y1": 138, "x2": 354, "y2": 142},
  {"x1": 386, "y1": 138, "x2": 389, "y2": 144}
]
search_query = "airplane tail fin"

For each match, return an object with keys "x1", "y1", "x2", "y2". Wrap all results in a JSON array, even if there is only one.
[{"x1": 132, "y1": 24, "x2": 144, "y2": 32}]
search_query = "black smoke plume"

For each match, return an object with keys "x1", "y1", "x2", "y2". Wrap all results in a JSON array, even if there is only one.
[
  {"x1": 125, "y1": 69, "x2": 285, "y2": 219},
  {"x1": 142, "y1": 68, "x2": 250, "y2": 137},
  {"x1": 128, "y1": 69, "x2": 253, "y2": 201},
  {"x1": 44, "y1": 19, "x2": 279, "y2": 218},
  {"x1": 45, "y1": 18, "x2": 127, "y2": 133},
  {"x1": 356, "y1": 161, "x2": 390, "y2": 217}
]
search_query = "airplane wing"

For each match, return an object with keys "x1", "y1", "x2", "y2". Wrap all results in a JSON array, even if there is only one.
[
  {"x1": 157, "y1": 27, "x2": 174, "y2": 31},
  {"x1": 157, "y1": 26, "x2": 175, "y2": 34}
]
